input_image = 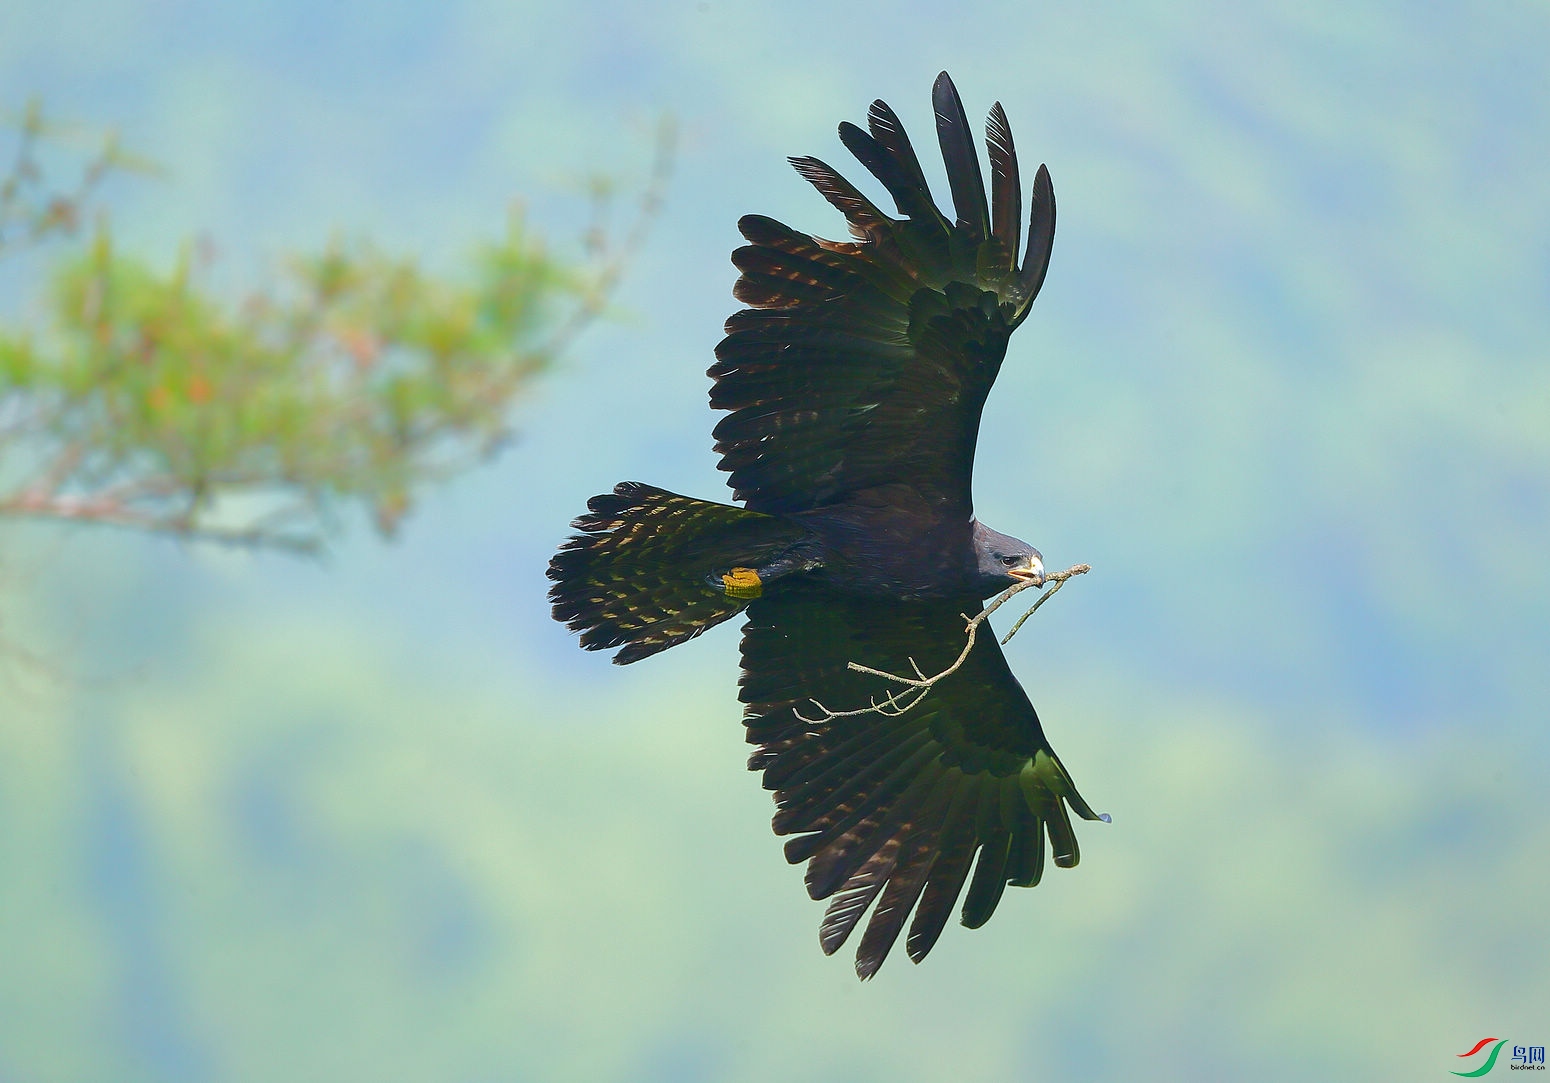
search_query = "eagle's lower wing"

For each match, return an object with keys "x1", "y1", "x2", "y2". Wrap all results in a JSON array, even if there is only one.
[
  {"x1": 739, "y1": 583, "x2": 1101, "y2": 978},
  {"x1": 709, "y1": 73, "x2": 1057, "y2": 519}
]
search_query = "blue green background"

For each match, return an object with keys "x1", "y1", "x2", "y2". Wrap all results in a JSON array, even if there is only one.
[{"x1": 2, "y1": 2, "x2": 1547, "y2": 1079}]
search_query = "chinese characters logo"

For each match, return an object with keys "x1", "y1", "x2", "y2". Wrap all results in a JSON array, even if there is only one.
[{"x1": 1453, "y1": 1038, "x2": 1546, "y2": 1076}]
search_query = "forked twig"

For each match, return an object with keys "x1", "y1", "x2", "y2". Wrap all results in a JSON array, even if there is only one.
[
  {"x1": 534, "y1": 115, "x2": 676, "y2": 361},
  {"x1": 794, "y1": 563, "x2": 1090, "y2": 725}
]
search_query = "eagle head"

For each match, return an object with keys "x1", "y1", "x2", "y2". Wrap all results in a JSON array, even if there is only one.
[{"x1": 971, "y1": 521, "x2": 1044, "y2": 596}]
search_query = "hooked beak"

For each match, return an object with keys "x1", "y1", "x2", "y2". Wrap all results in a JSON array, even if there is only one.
[{"x1": 1009, "y1": 563, "x2": 1046, "y2": 588}]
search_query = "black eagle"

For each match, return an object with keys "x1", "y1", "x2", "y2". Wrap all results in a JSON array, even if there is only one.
[{"x1": 549, "y1": 73, "x2": 1102, "y2": 979}]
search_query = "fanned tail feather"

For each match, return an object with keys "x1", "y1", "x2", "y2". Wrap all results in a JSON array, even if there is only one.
[{"x1": 548, "y1": 483, "x2": 808, "y2": 664}]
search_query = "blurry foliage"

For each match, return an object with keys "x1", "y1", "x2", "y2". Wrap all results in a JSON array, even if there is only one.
[{"x1": 0, "y1": 100, "x2": 670, "y2": 551}]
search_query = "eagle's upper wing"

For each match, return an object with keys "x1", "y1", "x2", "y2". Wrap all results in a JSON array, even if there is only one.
[
  {"x1": 709, "y1": 72, "x2": 1057, "y2": 519},
  {"x1": 739, "y1": 582, "x2": 1102, "y2": 978}
]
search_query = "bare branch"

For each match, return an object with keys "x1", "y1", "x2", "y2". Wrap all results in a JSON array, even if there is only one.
[
  {"x1": 0, "y1": 489, "x2": 320, "y2": 552},
  {"x1": 533, "y1": 114, "x2": 676, "y2": 361},
  {"x1": 797, "y1": 563, "x2": 1091, "y2": 725},
  {"x1": 999, "y1": 563, "x2": 1090, "y2": 644},
  {"x1": 0, "y1": 100, "x2": 137, "y2": 255}
]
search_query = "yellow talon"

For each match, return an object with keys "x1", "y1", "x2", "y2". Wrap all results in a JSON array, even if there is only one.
[{"x1": 721, "y1": 567, "x2": 763, "y2": 599}]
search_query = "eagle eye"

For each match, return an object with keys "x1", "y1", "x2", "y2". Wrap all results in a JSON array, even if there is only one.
[{"x1": 1000, "y1": 555, "x2": 1019, "y2": 567}]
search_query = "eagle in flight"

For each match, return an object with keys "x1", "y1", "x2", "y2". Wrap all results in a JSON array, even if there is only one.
[{"x1": 549, "y1": 73, "x2": 1102, "y2": 979}]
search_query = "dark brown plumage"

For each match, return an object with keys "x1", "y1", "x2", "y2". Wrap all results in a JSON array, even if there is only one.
[{"x1": 548, "y1": 73, "x2": 1102, "y2": 978}]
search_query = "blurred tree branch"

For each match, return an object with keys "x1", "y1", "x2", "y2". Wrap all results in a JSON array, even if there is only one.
[
  {"x1": 0, "y1": 100, "x2": 159, "y2": 255},
  {"x1": 0, "y1": 101, "x2": 674, "y2": 552}
]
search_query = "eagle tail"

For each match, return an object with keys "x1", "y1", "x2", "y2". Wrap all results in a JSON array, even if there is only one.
[{"x1": 548, "y1": 482, "x2": 812, "y2": 664}]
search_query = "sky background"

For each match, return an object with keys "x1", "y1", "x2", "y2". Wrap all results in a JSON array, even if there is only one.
[{"x1": 2, "y1": 1, "x2": 1548, "y2": 1080}]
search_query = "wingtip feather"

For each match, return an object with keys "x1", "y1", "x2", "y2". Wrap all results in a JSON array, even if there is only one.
[
  {"x1": 931, "y1": 71, "x2": 990, "y2": 243},
  {"x1": 1016, "y1": 162, "x2": 1056, "y2": 305},
  {"x1": 985, "y1": 101, "x2": 1021, "y2": 270}
]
